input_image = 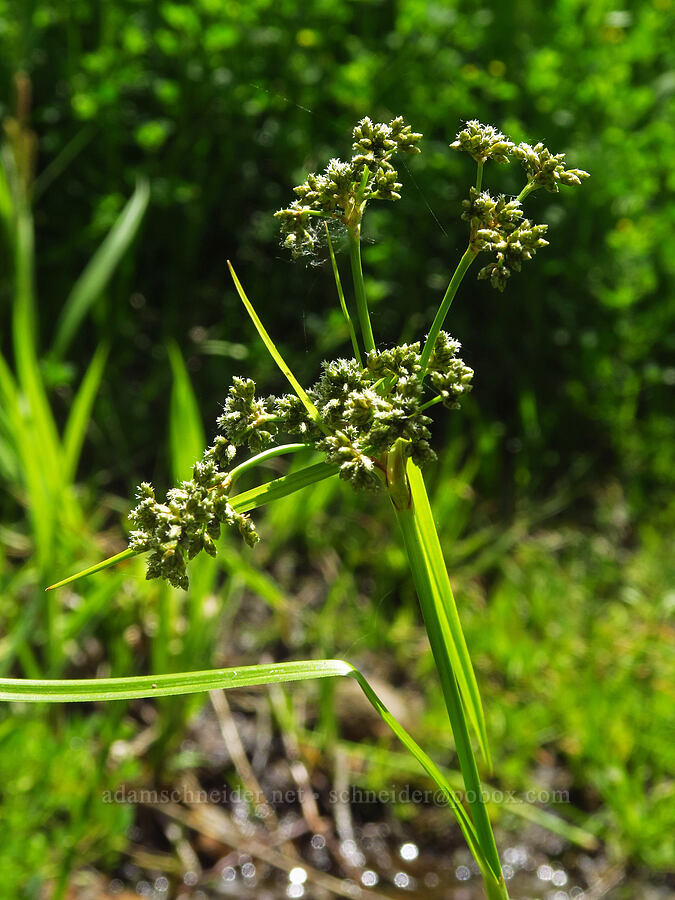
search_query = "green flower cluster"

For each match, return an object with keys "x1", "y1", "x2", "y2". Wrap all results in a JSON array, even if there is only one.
[
  {"x1": 129, "y1": 332, "x2": 472, "y2": 588},
  {"x1": 462, "y1": 187, "x2": 549, "y2": 291},
  {"x1": 217, "y1": 333, "x2": 473, "y2": 491},
  {"x1": 129, "y1": 460, "x2": 258, "y2": 590},
  {"x1": 275, "y1": 116, "x2": 421, "y2": 258},
  {"x1": 451, "y1": 121, "x2": 588, "y2": 291},
  {"x1": 450, "y1": 120, "x2": 514, "y2": 164},
  {"x1": 513, "y1": 142, "x2": 590, "y2": 193}
]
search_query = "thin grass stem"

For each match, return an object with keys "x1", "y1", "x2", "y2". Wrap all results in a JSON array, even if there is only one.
[
  {"x1": 229, "y1": 443, "x2": 311, "y2": 486},
  {"x1": 324, "y1": 224, "x2": 362, "y2": 366},
  {"x1": 348, "y1": 224, "x2": 375, "y2": 354},
  {"x1": 419, "y1": 245, "x2": 477, "y2": 377}
]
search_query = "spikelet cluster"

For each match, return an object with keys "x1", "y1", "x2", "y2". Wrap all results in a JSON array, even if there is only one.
[
  {"x1": 129, "y1": 333, "x2": 472, "y2": 587},
  {"x1": 275, "y1": 116, "x2": 421, "y2": 258}
]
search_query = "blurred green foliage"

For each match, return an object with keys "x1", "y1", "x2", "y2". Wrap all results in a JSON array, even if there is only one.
[{"x1": 1, "y1": 0, "x2": 674, "y2": 893}]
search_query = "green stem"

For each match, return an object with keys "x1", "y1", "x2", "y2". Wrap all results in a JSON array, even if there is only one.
[
  {"x1": 348, "y1": 224, "x2": 375, "y2": 354},
  {"x1": 419, "y1": 245, "x2": 477, "y2": 377},
  {"x1": 418, "y1": 395, "x2": 444, "y2": 413},
  {"x1": 517, "y1": 180, "x2": 539, "y2": 202},
  {"x1": 229, "y1": 443, "x2": 311, "y2": 486},
  {"x1": 476, "y1": 160, "x2": 484, "y2": 191},
  {"x1": 324, "y1": 223, "x2": 362, "y2": 366}
]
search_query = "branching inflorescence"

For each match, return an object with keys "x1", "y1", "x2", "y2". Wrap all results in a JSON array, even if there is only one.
[
  {"x1": 129, "y1": 116, "x2": 588, "y2": 591},
  {"x1": 51, "y1": 113, "x2": 589, "y2": 900},
  {"x1": 274, "y1": 116, "x2": 422, "y2": 258}
]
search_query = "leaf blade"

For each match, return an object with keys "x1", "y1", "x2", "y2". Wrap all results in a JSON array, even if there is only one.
[
  {"x1": 227, "y1": 261, "x2": 321, "y2": 424},
  {"x1": 50, "y1": 178, "x2": 150, "y2": 360}
]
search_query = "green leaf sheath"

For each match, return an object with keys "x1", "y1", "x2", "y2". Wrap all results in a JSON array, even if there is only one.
[{"x1": 407, "y1": 462, "x2": 492, "y2": 767}]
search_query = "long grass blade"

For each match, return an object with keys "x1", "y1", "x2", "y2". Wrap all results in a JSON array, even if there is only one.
[
  {"x1": 167, "y1": 341, "x2": 205, "y2": 482},
  {"x1": 407, "y1": 460, "x2": 491, "y2": 768},
  {"x1": 45, "y1": 548, "x2": 137, "y2": 591},
  {"x1": 227, "y1": 261, "x2": 321, "y2": 424},
  {"x1": 50, "y1": 178, "x2": 150, "y2": 361},
  {"x1": 0, "y1": 657, "x2": 499, "y2": 886},
  {"x1": 62, "y1": 343, "x2": 109, "y2": 482}
]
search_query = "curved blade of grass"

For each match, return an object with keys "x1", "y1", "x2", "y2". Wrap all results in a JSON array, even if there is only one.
[
  {"x1": 296, "y1": 728, "x2": 598, "y2": 850},
  {"x1": 230, "y1": 460, "x2": 336, "y2": 513},
  {"x1": 62, "y1": 342, "x2": 109, "y2": 483},
  {"x1": 50, "y1": 178, "x2": 150, "y2": 361},
  {"x1": 46, "y1": 460, "x2": 338, "y2": 590},
  {"x1": 227, "y1": 261, "x2": 321, "y2": 425},
  {"x1": 407, "y1": 460, "x2": 491, "y2": 769},
  {"x1": 0, "y1": 657, "x2": 497, "y2": 886}
]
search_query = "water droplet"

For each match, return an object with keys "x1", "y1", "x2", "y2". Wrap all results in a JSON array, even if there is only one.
[
  {"x1": 221, "y1": 867, "x2": 236, "y2": 882},
  {"x1": 537, "y1": 864, "x2": 554, "y2": 881},
  {"x1": 503, "y1": 864, "x2": 514, "y2": 880},
  {"x1": 183, "y1": 872, "x2": 198, "y2": 886},
  {"x1": 289, "y1": 867, "x2": 308, "y2": 885},
  {"x1": 154, "y1": 876, "x2": 169, "y2": 892},
  {"x1": 456, "y1": 865, "x2": 471, "y2": 881},
  {"x1": 361, "y1": 870, "x2": 379, "y2": 887},
  {"x1": 287, "y1": 886, "x2": 305, "y2": 899},
  {"x1": 311, "y1": 834, "x2": 326, "y2": 850},
  {"x1": 399, "y1": 842, "x2": 418, "y2": 861},
  {"x1": 241, "y1": 862, "x2": 256, "y2": 878},
  {"x1": 394, "y1": 871, "x2": 410, "y2": 888},
  {"x1": 553, "y1": 870, "x2": 568, "y2": 887}
]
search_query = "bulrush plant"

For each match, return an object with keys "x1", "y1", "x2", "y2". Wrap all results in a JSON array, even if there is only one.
[{"x1": 3, "y1": 118, "x2": 588, "y2": 899}]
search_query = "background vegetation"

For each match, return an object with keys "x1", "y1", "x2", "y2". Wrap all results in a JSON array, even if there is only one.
[{"x1": 1, "y1": 0, "x2": 673, "y2": 897}]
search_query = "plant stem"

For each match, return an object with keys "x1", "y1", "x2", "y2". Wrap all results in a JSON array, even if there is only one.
[
  {"x1": 394, "y1": 506, "x2": 503, "y2": 875},
  {"x1": 348, "y1": 224, "x2": 376, "y2": 354},
  {"x1": 229, "y1": 443, "x2": 311, "y2": 486},
  {"x1": 476, "y1": 160, "x2": 484, "y2": 191},
  {"x1": 325, "y1": 223, "x2": 362, "y2": 366},
  {"x1": 517, "y1": 180, "x2": 539, "y2": 202},
  {"x1": 418, "y1": 395, "x2": 444, "y2": 413},
  {"x1": 419, "y1": 245, "x2": 477, "y2": 377}
]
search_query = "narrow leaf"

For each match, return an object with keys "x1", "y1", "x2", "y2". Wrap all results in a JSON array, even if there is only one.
[
  {"x1": 167, "y1": 341, "x2": 205, "y2": 482},
  {"x1": 46, "y1": 548, "x2": 137, "y2": 591},
  {"x1": 51, "y1": 178, "x2": 150, "y2": 360},
  {"x1": 0, "y1": 657, "x2": 495, "y2": 882},
  {"x1": 62, "y1": 343, "x2": 109, "y2": 482},
  {"x1": 227, "y1": 261, "x2": 321, "y2": 424}
]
